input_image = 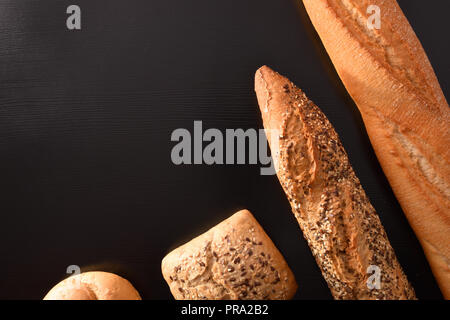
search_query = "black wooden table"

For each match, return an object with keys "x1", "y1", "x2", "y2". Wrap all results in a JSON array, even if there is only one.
[{"x1": 0, "y1": 0, "x2": 447, "y2": 299}]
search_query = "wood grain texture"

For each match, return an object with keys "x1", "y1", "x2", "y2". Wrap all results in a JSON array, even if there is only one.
[{"x1": 0, "y1": 0, "x2": 446, "y2": 299}]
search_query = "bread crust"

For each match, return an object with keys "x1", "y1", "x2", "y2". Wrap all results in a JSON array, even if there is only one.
[
  {"x1": 43, "y1": 271, "x2": 141, "y2": 300},
  {"x1": 302, "y1": 0, "x2": 449, "y2": 297},
  {"x1": 161, "y1": 209, "x2": 298, "y2": 300},
  {"x1": 255, "y1": 66, "x2": 415, "y2": 300}
]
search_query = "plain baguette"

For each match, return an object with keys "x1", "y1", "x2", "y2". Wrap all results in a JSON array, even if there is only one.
[
  {"x1": 302, "y1": 0, "x2": 449, "y2": 298},
  {"x1": 255, "y1": 65, "x2": 415, "y2": 299},
  {"x1": 161, "y1": 209, "x2": 298, "y2": 300}
]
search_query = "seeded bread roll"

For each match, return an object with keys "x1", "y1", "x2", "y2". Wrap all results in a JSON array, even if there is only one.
[
  {"x1": 161, "y1": 209, "x2": 298, "y2": 300},
  {"x1": 255, "y1": 66, "x2": 415, "y2": 300},
  {"x1": 43, "y1": 271, "x2": 141, "y2": 300},
  {"x1": 302, "y1": 0, "x2": 449, "y2": 298}
]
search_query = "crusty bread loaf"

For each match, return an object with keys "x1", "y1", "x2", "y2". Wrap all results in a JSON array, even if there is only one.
[
  {"x1": 43, "y1": 271, "x2": 141, "y2": 300},
  {"x1": 302, "y1": 0, "x2": 449, "y2": 298},
  {"x1": 255, "y1": 66, "x2": 415, "y2": 300},
  {"x1": 161, "y1": 209, "x2": 297, "y2": 300}
]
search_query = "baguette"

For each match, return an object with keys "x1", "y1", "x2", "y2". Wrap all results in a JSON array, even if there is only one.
[
  {"x1": 161, "y1": 209, "x2": 298, "y2": 300},
  {"x1": 302, "y1": 0, "x2": 449, "y2": 298},
  {"x1": 255, "y1": 65, "x2": 415, "y2": 299}
]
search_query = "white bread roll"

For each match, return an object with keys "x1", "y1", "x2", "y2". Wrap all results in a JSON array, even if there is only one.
[{"x1": 43, "y1": 271, "x2": 141, "y2": 300}]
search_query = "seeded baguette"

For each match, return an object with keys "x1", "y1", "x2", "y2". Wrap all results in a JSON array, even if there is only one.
[
  {"x1": 161, "y1": 209, "x2": 298, "y2": 300},
  {"x1": 302, "y1": 0, "x2": 450, "y2": 298},
  {"x1": 255, "y1": 66, "x2": 415, "y2": 300}
]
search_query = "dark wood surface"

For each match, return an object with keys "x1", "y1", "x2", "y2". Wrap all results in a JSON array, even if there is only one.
[{"x1": 0, "y1": 0, "x2": 447, "y2": 299}]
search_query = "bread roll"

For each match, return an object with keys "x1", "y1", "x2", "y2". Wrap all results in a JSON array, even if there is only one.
[
  {"x1": 255, "y1": 65, "x2": 415, "y2": 299},
  {"x1": 43, "y1": 271, "x2": 141, "y2": 300},
  {"x1": 302, "y1": 0, "x2": 449, "y2": 298},
  {"x1": 161, "y1": 209, "x2": 298, "y2": 300}
]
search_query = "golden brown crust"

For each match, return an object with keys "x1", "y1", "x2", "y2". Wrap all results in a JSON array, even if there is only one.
[
  {"x1": 302, "y1": 0, "x2": 450, "y2": 297},
  {"x1": 255, "y1": 66, "x2": 415, "y2": 300},
  {"x1": 161, "y1": 209, "x2": 298, "y2": 300},
  {"x1": 43, "y1": 271, "x2": 141, "y2": 300}
]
